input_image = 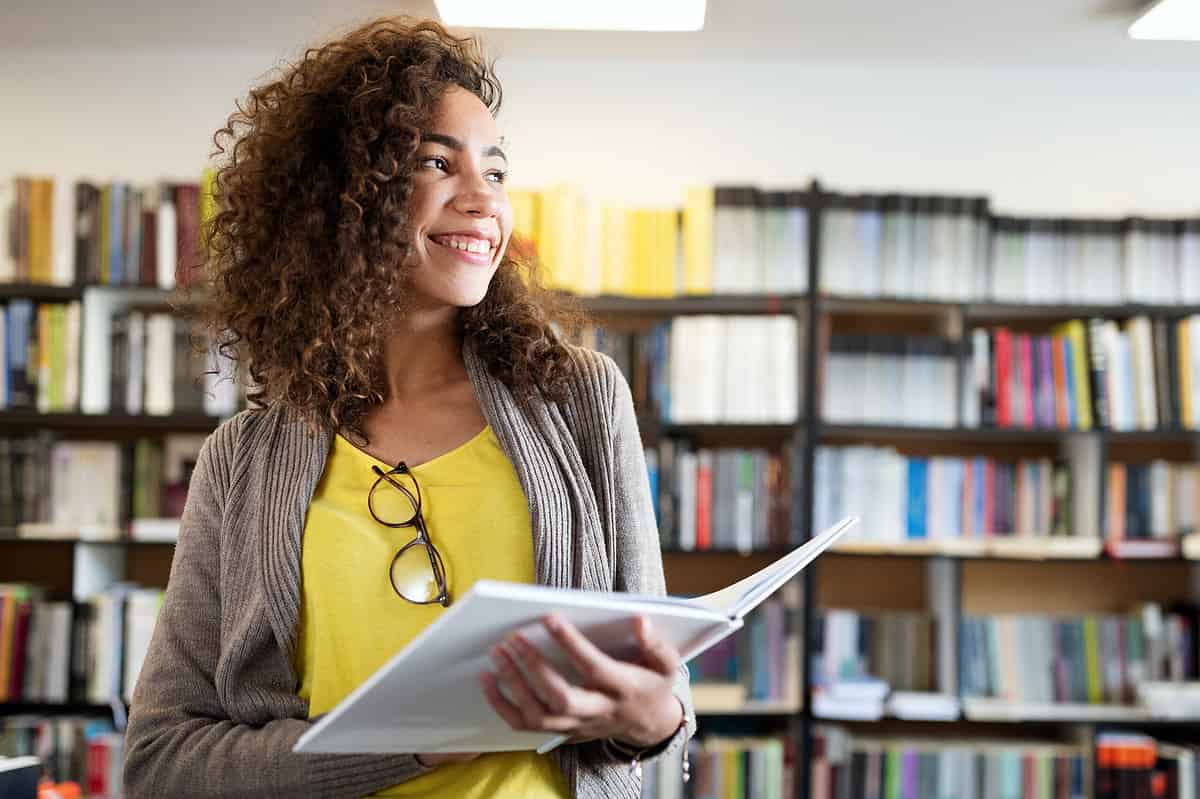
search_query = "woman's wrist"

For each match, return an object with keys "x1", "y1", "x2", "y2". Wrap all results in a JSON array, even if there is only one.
[{"x1": 614, "y1": 694, "x2": 685, "y2": 749}]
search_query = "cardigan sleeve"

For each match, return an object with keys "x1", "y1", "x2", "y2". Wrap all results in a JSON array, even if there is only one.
[
  {"x1": 122, "y1": 418, "x2": 435, "y2": 799},
  {"x1": 587, "y1": 353, "x2": 696, "y2": 766}
]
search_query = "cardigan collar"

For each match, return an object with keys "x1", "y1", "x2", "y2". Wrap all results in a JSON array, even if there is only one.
[{"x1": 256, "y1": 337, "x2": 610, "y2": 665}]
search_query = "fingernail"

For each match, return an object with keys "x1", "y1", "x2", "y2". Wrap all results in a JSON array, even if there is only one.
[{"x1": 544, "y1": 615, "x2": 562, "y2": 632}]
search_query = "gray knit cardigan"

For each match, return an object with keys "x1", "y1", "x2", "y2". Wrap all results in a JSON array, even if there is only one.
[{"x1": 122, "y1": 341, "x2": 696, "y2": 798}]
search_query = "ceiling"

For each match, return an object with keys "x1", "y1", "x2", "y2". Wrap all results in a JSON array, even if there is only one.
[{"x1": 3, "y1": 0, "x2": 1199, "y2": 69}]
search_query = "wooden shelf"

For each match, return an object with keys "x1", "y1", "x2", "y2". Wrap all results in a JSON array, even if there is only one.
[
  {"x1": 817, "y1": 295, "x2": 1200, "y2": 321},
  {"x1": 0, "y1": 701, "x2": 115, "y2": 715},
  {"x1": 0, "y1": 283, "x2": 83, "y2": 301},
  {"x1": 820, "y1": 424, "x2": 1080, "y2": 443},
  {"x1": 830, "y1": 537, "x2": 1103, "y2": 561},
  {"x1": 577, "y1": 293, "x2": 804, "y2": 316},
  {"x1": 0, "y1": 410, "x2": 224, "y2": 433}
]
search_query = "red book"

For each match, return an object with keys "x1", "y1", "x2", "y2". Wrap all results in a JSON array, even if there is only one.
[
  {"x1": 1052, "y1": 335, "x2": 1068, "y2": 429},
  {"x1": 994, "y1": 328, "x2": 1012, "y2": 426},
  {"x1": 1020, "y1": 334, "x2": 1035, "y2": 427},
  {"x1": 87, "y1": 737, "x2": 111, "y2": 796},
  {"x1": 174, "y1": 183, "x2": 201, "y2": 289},
  {"x1": 695, "y1": 451, "x2": 712, "y2": 550},
  {"x1": 983, "y1": 459, "x2": 996, "y2": 537},
  {"x1": 7, "y1": 598, "x2": 32, "y2": 700}
]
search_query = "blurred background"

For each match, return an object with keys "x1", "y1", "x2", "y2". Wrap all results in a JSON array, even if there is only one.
[{"x1": 2, "y1": 1, "x2": 1200, "y2": 798}]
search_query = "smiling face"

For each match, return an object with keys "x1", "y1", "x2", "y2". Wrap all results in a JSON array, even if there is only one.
[{"x1": 402, "y1": 86, "x2": 513, "y2": 310}]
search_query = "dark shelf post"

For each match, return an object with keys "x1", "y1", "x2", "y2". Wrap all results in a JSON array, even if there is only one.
[{"x1": 797, "y1": 178, "x2": 824, "y2": 799}]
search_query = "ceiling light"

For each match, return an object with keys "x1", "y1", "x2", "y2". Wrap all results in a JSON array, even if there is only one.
[
  {"x1": 1129, "y1": 0, "x2": 1200, "y2": 41},
  {"x1": 433, "y1": 0, "x2": 706, "y2": 31}
]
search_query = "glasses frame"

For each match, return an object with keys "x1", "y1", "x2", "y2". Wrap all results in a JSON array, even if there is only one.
[{"x1": 368, "y1": 461, "x2": 450, "y2": 607}]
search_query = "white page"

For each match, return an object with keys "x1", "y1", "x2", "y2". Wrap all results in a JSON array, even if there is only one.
[{"x1": 690, "y1": 516, "x2": 857, "y2": 619}]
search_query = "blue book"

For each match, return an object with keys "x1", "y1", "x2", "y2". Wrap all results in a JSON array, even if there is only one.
[
  {"x1": 907, "y1": 458, "x2": 926, "y2": 537},
  {"x1": 972, "y1": 457, "x2": 987, "y2": 537},
  {"x1": 1062, "y1": 337, "x2": 1077, "y2": 429},
  {"x1": 906, "y1": 458, "x2": 928, "y2": 539}
]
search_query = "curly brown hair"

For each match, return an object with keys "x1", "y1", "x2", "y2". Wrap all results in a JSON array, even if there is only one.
[{"x1": 197, "y1": 15, "x2": 584, "y2": 440}]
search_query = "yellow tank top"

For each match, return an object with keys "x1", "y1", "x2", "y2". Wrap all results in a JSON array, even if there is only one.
[{"x1": 295, "y1": 425, "x2": 571, "y2": 798}]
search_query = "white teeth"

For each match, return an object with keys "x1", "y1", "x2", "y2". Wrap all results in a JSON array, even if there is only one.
[{"x1": 436, "y1": 235, "x2": 492, "y2": 254}]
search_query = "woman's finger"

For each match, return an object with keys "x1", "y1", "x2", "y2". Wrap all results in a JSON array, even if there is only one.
[
  {"x1": 634, "y1": 616, "x2": 681, "y2": 676},
  {"x1": 507, "y1": 633, "x2": 615, "y2": 719},
  {"x1": 541, "y1": 615, "x2": 624, "y2": 691}
]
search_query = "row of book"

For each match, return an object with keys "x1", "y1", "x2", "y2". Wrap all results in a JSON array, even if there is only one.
[
  {"x1": 0, "y1": 174, "x2": 213, "y2": 288},
  {"x1": 812, "y1": 446, "x2": 1093, "y2": 549},
  {"x1": 582, "y1": 315, "x2": 800, "y2": 425},
  {"x1": 812, "y1": 610, "x2": 941, "y2": 694},
  {"x1": 641, "y1": 735, "x2": 795, "y2": 799},
  {"x1": 960, "y1": 605, "x2": 1195, "y2": 706},
  {"x1": 1, "y1": 298, "x2": 241, "y2": 417},
  {"x1": 822, "y1": 334, "x2": 958, "y2": 428},
  {"x1": 1, "y1": 715, "x2": 124, "y2": 798},
  {"x1": 0, "y1": 582, "x2": 163, "y2": 705},
  {"x1": 511, "y1": 185, "x2": 811, "y2": 299},
  {"x1": 0, "y1": 434, "x2": 202, "y2": 538},
  {"x1": 1, "y1": 300, "x2": 80, "y2": 412},
  {"x1": 989, "y1": 217, "x2": 1200, "y2": 307},
  {"x1": 1097, "y1": 733, "x2": 1200, "y2": 799},
  {"x1": 648, "y1": 441, "x2": 796, "y2": 552},
  {"x1": 820, "y1": 194, "x2": 990, "y2": 303},
  {"x1": 811, "y1": 726, "x2": 1089, "y2": 799},
  {"x1": 1107, "y1": 461, "x2": 1200, "y2": 545},
  {"x1": 687, "y1": 584, "x2": 801, "y2": 709},
  {"x1": 968, "y1": 316, "x2": 1200, "y2": 433},
  {"x1": 109, "y1": 308, "x2": 240, "y2": 417}
]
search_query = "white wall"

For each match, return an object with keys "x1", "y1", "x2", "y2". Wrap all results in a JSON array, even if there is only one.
[{"x1": 2, "y1": 46, "x2": 1197, "y2": 217}]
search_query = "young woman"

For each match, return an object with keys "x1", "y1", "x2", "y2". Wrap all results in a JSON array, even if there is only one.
[{"x1": 122, "y1": 15, "x2": 694, "y2": 799}]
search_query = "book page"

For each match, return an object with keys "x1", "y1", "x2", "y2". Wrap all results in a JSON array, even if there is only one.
[{"x1": 690, "y1": 516, "x2": 857, "y2": 619}]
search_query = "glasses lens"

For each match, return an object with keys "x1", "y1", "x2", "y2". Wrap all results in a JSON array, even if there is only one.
[
  {"x1": 390, "y1": 542, "x2": 442, "y2": 603},
  {"x1": 370, "y1": 470, "x2": 420, "y2": 525}
]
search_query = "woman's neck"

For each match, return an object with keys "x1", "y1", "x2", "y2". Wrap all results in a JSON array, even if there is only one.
[{"x1": 381, "y1": 305, "x2": 466, "y2": 403}]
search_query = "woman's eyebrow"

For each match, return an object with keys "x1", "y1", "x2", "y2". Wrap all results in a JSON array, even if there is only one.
[{"x1": 420, "y1": 132, "x2": 508, "y2": 165}]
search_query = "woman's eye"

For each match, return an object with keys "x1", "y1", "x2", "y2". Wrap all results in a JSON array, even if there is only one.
[
  {"x1": 421, "y1": 156, "x2": 449, "y2": 171},
  {"x1": 486, "y1": 170, "x2": 508, "y2": 185}
]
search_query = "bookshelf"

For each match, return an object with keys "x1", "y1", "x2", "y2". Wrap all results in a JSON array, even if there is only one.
[{"x1": 4, "y1": 179, "x2": 1200, "y2": 798}]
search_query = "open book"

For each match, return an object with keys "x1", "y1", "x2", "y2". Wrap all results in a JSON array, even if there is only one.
[{"x1": 293, "y1": 516, "x2": 858, "y2": 756}]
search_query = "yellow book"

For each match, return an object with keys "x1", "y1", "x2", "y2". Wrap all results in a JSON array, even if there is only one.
[
  {"x1": 723, "y1": 745, "x2": 739, "y2": 799},
  {"x1": 36, "y1": 305, "x2": 51, "y2": 412},
  {"x1": 30, "y1": 178, "x2": 54, "y2": 284},
  {"x1": 99, "y1": 183, "x2": 111, "y2": 285},
  {"x1": 600, "y1": 206, "x2": 627, "y2": 295},
  {"x1": 1082, "y1": 616, "x2": 1102, "y2": 703},
  {"x1": 654, "y1": 209, "x2": 679, "y2": 297},
  {"x1": 1179, "y1": 318, "x2": 1193, "y2": 429},
  {"x1": 622, "y1": 209, "x2": 644, "y2": 297},
  {"x1": 536, "y1": 184, "x2": 582, "y2": 293},
  {"x1": 505, "y1": 188, "x2": 539, "y2": 257},
  {"x1": 683, "y1": 186, "x2": 714, "y2": 294},
  {"x1": 1054, "y1": 320, "x2": 1094, "y2": 431},
  {"x1": 0, "y1": 588, "x2": 16, "y2": 702},
  {"x1": 51, "y1": 304, "x2": 66, "y2": 411}
]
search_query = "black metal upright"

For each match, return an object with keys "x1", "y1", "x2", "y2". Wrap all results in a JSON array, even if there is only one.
[{"x1": 796, "y1": 178, "x2": 824, "y2": 799}]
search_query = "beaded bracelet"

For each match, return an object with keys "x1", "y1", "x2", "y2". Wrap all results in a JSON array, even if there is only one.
[{"x1": 601, "y1": 699, "x2": 690, "y2": 782}]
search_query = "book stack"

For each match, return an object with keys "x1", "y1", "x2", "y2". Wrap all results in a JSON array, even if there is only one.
[
  {"x1": 687, "y1": 583, "x2": 802, "y2": 711},
  {"x1": 507, "y1": 184, "x2": 810, "y2": 297},
  {"x1": 108, "y1": 310, "x2": 240, "y2": 417},
  {"x1": 1106, "y1": 460, "x2": 1200, "y2": 554},
  {"x1": 1, "y1": 715, "x2": 121, "y2": 794},
  {"x1": 640, "y1": 735, "x2": 795, "y2": 799},
  {"x1": 990, "y1": 216, "x2": 1200, "y2": 306},
  {"x1": 960, "y1": 604, "x2": 1198, "y2": 708},
  {"x1": 812, "y1": 609, "x2": 942, "y2": 694},
  {"x1": 0, "y1": 582, "x2": 164, "y2": 706},
  {"x1": 0, "y1": 173, "x2": 215, "y2": 288},
  {"x1": 580, "y1": 316, "x2": 799, "y2": 425},
  {"x1": 649, "y1": 440, "x2": 796, "y2": 552},
  {"x1": 1, "y1": 300, "x2": 81, "y2": 411},
  {"x1": 814, "y1": 446, "x2": 1095, "y2": 553},
  {"x1": 0, "y1": 433, "x2": 204, "y2": 540},
  {"x1": 812, "y1": 725, "x2": 1089, "y2": 799},
  {"x1": 820, "y1": 194, "x2": 991, "y2": 302},
  {"x1": 1095, "y1": 733, "x2": 1200, "y2": 799},
  {"x1": 822, "y1": 334, "x2": 957, "y2": 428},
  {"x1": 968, "y1": 316, "x2": 1200, "y2": 432}
]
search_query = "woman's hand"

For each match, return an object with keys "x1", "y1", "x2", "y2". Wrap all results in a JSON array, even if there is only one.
[{"x1": 478, "y1": 614, "x2": 684, "y2": 749}]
